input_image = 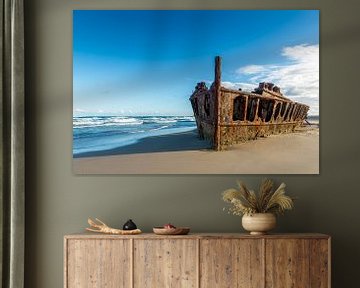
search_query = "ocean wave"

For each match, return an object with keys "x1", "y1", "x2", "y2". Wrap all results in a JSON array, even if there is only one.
[
  {"x1": 73, "y1": 116, "x2": 195, "y2": 129},
  {"x1": 173, "y1": 116, "x2": 195, "y2": 122},
  {"x1": 101, "y1": 121, "x2": 143, "y2": 126},
  {"x1": 111, "y1": 118, "x2": 141, "y2": 124},
  {"x1": 142, "y1": 116, "x2": 195, "y2": 124},
  {"x1": 151, "y1": 125, "x2": 169, "y2": 131},
  {"x1": 73, "y1": 116, "x2": 143, "y2": 128}
]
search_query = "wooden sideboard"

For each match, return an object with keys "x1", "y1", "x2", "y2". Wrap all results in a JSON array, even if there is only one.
[{"x1": 64, "y1": 233, "x2": 330, "y2": 288}]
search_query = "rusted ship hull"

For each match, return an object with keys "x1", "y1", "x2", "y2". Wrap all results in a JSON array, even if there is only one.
[{"x1": 190, "y1": 56, "x2": 309, "y2": 150}]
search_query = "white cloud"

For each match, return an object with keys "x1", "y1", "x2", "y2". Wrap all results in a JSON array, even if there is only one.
[
  {"x1": 232, "y1": 44, "x2": 319, "y2": 115},
  {"x1": 282, "y1": 44, "x2": 318, "y2": 62},
  {"x1": 221, "y1": 81, "x2": 256, "y2": 92},
  {"x1": 236, "y1": 65, "x2": 267, "y2": 74},
  {"x1": 74, "y1": 108, "x2": 86, "y2": 113}
]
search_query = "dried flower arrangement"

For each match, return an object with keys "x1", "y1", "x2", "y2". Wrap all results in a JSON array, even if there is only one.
[
  {"x1": 222, "y1": 179, "x2": 294, "y2": 216},
  {"x1": 86, "y1": 218, "x2": 142, "y2": 235}
]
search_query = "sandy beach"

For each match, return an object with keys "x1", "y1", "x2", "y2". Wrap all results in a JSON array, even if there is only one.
[{"x1": 73, "y1": 126, "x2": 319, "y2": 174}]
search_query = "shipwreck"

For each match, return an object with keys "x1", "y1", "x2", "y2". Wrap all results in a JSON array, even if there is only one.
[{"x1": 189, "y1": 56, "x2": 310, "y2": 150}]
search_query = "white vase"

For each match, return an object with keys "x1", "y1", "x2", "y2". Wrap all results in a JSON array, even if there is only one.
[{"x1": 242, "y1": 213, "x2": 276, "y2": 235}]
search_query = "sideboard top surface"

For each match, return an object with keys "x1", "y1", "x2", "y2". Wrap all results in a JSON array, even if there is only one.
[{"x1": 64, "y1": 232, "x2": 330, "y2": 240}]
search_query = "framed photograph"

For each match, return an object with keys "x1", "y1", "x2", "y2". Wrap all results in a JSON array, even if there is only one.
[{"x1": 73, "y1": 10, "x2": 319, "y2": 174}]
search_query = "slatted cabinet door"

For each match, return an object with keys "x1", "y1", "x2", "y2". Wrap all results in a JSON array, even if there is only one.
[
  {"x1": 133, "y1": 239, "x2": 198, "y2": 288},
  {"x1": 66, "y1": 239, "x2": 131, "y2": 288},
  {"x1": 200, "y1": 239, "x2": 264, "y2": 288},
  {"x1": 266, "y1": 239, "x2": 310, "y2": 287}
]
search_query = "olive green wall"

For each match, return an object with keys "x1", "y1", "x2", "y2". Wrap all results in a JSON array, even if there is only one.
[{"x1": 24, "y1": 0, "x2": 360, "y2": 287}]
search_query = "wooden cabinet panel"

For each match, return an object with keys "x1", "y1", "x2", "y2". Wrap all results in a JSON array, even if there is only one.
[
  {"x1": 265, "y1": 239, "x2": 310, "y2": 288},
  {"x1": 133, "y1": 239, "x2": 198, "y2": 288},
  {"x1": 200, "y1": 239, "x2": 264, "y2": 288},
  {"x1": 310, "y1": 239, "x2": 330, "y2": 288},
  {"x1": 66, "y1": 239, "x2": 131, "y2": 288}
]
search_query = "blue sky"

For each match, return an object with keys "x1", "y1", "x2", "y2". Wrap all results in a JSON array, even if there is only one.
[{"x1": 73, "y1": 10, "x2": 319, "y2": 116}]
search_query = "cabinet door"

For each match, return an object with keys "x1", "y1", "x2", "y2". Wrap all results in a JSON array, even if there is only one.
[
  {"x1": 309, "y1": 239, "x2": 330, "y2": 288},
  {"x1": 200, "y1": 239, "x2": 264, "y2": 288},
  {"x1": 266, "y1": 239, "x2": 310, "y2": 288},
  {"x1": 66, "y1": 239, "x2": 131, "y2": 288},
  {"x1": 134, "y1": 239, "x2": 198, "y2": 288}
]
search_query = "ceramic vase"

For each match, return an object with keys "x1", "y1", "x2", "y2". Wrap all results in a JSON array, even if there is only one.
[{"x1": 242, "y1": 213, "x2": 276, "y2": 235}]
